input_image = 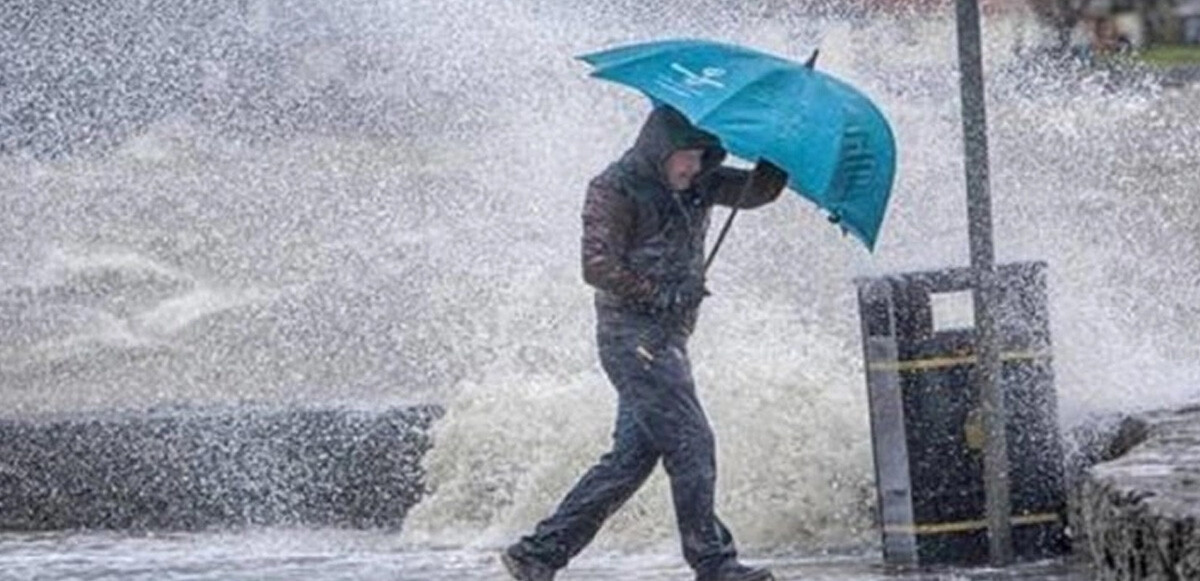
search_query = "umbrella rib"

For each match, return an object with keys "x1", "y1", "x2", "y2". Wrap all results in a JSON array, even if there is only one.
[
  {"x1": 691, "y1": 65, "x2": 795, "y2": 122},
  {"x1": 688, "y1": 66, "x2": 804, "y2": 157},
  {"x1": 578, "y1": 39, "x2": 712, "y2": 67},
  {"x1": 581, "y1": 41, "x2": 795, "y2": 81}
]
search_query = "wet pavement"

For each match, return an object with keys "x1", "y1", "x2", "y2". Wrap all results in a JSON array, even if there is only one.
[{"x1": 0, "y1": 529, "x2": 1092, "y2": 581}]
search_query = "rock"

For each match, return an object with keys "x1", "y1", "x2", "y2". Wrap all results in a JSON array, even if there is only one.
[
  {"x1": 1072, "y1": 403, "x2": 1200, "y2": 580},
  {"x1": 0, "y1": 405, "x2": 442, "y2": 531}
]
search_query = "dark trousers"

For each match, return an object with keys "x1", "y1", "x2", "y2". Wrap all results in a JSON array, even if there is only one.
[{"x1": 515, "y1": 314, "x2": 737, "y2": 574}]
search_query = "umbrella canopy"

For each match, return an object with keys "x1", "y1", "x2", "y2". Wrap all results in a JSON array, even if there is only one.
[{"x1": 578, "y1": 38, "x2": 896, "y2": 250}]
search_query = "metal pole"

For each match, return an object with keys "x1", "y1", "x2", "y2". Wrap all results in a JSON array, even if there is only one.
[{"x1": 954, "y1": 0, "x2": 1013, "y2": 566}]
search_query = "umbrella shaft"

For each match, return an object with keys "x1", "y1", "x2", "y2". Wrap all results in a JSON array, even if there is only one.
[{"x1": 705, "y1": 206, "x2": 740, "y2": 274}]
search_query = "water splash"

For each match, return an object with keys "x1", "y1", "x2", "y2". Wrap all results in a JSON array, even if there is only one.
[{"x1": 3, "y1": 0, "x2": 1199, "y2": 557}]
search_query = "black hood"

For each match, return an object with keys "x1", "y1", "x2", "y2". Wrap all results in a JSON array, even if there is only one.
[{"x1": 620, "y1": 106, "x2": 726, "y2": 189}]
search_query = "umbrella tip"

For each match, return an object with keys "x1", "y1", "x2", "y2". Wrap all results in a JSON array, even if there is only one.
[{"x1": 804, "y1": 49, "x2": 819, "y2": 69}]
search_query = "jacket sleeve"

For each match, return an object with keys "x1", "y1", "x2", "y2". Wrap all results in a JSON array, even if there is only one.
[
  {"x1": 581, "y1": 181, "x2": 657, "y2": 302},
  {"x1": 704, "y1": 160, "x2": 789, "y2": 209}
]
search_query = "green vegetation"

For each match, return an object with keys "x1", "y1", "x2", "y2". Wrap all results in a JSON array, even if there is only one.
[{"x1": 1140, "y1": 44, "x2": 1200, "y2": 66}]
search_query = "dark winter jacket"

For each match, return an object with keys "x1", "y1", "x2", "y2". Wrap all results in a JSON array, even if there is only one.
[{"x1": 581, "y1": 106, "x2": 786, "y2": 335}]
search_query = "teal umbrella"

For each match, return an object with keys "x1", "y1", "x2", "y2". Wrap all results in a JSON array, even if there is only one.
[{"x1": 578, "y1": 38, "x2": 896, "y2": 250}]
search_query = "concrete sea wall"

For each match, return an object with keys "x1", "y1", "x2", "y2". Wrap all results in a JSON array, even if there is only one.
[
  {"x1": 1072, "y1": 404, "x2": 1200, "y2": 580},
  {"x1": 0, "y1": 405, "x2": 441, "y2": 530}
]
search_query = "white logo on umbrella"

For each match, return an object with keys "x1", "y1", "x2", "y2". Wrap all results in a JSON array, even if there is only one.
[{"x1": 670, "y1": 63, "x2": 727, "y2": 89}]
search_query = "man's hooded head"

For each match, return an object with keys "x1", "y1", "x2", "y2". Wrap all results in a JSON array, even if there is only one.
[{"x1": 623, "y1": 106, "x2": 726, "y2": 191}]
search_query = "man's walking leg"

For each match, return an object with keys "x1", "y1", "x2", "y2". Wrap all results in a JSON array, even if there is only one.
[
  {"x1": 633, "y1": 341, "x2": 773, "y2": 581},
  {"x1": 505, "y1": 396, "x2": 658, "y2": 577}
]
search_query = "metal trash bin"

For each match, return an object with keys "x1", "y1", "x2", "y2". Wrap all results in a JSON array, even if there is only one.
[{"x1": 855, "y1": 261, "x2": 1068, "y2": 566}]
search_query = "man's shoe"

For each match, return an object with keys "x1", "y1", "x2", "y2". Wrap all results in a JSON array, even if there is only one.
[
  {"x1": 499, "y1": 545, "x2": 556, "y2": 581},
  {"x1": 698, "y1": 561, "x2": 776, "y2": 581}
]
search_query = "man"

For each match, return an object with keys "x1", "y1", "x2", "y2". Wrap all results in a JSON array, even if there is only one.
[{"x1": 502, "y1": 105, "x2": 788, "y2": 581}]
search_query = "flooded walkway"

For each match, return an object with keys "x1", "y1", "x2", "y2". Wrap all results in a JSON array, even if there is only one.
[{"x1": 0, "y1": 529, "x2": 1090, "y2": 581}]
